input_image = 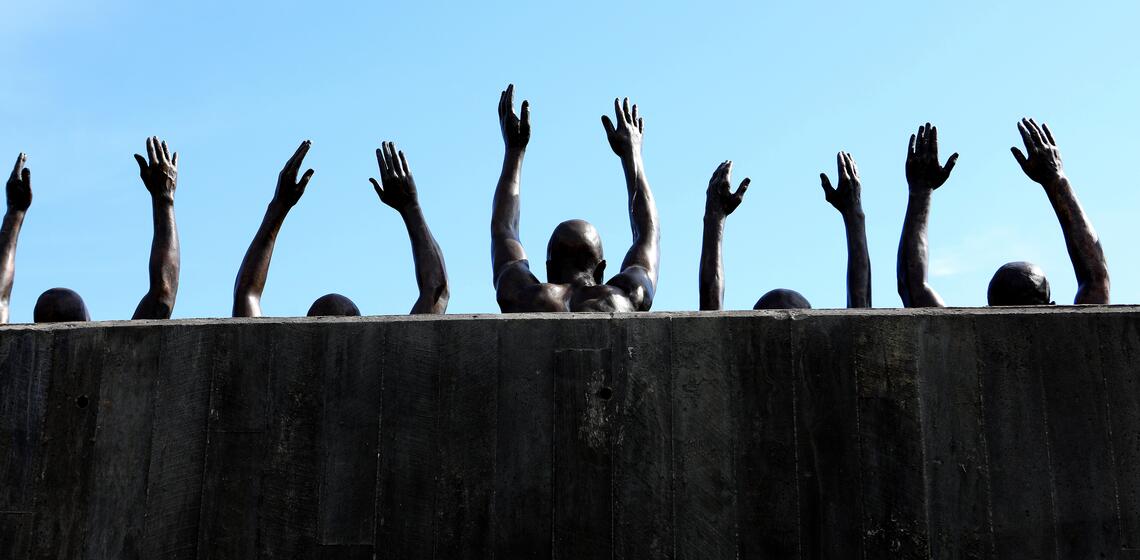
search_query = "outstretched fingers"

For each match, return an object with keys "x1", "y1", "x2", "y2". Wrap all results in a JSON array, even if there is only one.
[
  {"x1": 1042, "y1": 122, "x2": 1056, "y2": 145},
  {"x1": 146, "y1": 137, "x2": 158, "y2": 166},
  {"x1": 398, "y1": 150, "x2": 410, "y2": 176}
]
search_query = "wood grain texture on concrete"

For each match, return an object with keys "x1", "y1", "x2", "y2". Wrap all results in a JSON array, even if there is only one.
[{"x1": 1, "y1": 307, "x2": 1138, "y2": 559}]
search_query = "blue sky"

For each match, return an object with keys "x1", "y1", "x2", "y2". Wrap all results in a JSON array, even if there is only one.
[{"x1": 2, "y1": 0, "x2": 1137, "y2": 320}]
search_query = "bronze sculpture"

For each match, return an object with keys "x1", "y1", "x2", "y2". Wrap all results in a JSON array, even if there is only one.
[
  {"x1": 234, "y1": 140, "x2": 448, "y2": 318},
  {"x1": 10, "y1": 137, "x2": 182, "y2": 323},
  {"x1": 820, "y1": 151, "x2": 871, "y2": 308},
  {"x1": 491, "y1": 85, "x2": 660, "y2": 312},
  {"x1": 897, "y1": 120, "x2": 1108, "y2": 307},
  {"x1": 0, "y1": 154, "x2": 31, "y2": 323}
]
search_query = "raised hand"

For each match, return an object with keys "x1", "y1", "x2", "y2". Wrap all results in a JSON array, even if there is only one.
[
  {"x1": 821, "y1": 151, "x2": 862, "y2": 213},
  {"x1": 905, "y1": 123, "x2": 959, "y2": 193},
  {"x1": 498, "y1": 84, "x2": 530, "y2": 151},
  {"x1": 274, "y1": 140, "x2": 315, "y2": 209},
  {"x1": 370, "y1": 141, "x2": 418, "y2": 211},
  {"x1": 601, "y1": 97, "x2": 644, "y2": 159},
  {"x1": 134, "y1": 136, "x2": 178, "y2": 203},
  {"x1": 706, "y1": 160, "x2": 749, "y2": 218},
  {"x1": 7, "y1": 153, "x2": 31, "y2": 211},
  {"x1": 1011, "y1": 118, "x2": 1065, "y2": 185}
]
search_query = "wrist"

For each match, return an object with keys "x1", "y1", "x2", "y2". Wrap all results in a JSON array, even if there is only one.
[
  {"x1": 151, "y1": 193, "x2": 175, "y2": 206},
  {"x1": 505, "y1": 146, "x2": 526, "y2": 158},
  {"x1": 398, "y1": 201, "x2": 423, "y2": 217},
  {"x1": 842, "y1": 207, "x2": 865, "y2": 222},
  {"x1": 1038, "y1": 172, "x2": 1068, "y2": 189}
]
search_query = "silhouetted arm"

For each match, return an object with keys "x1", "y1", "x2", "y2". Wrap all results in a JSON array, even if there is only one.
[
  {"x1": 233, "y1": 140, "x2": 314, "y2": 317},
  {"x1": 897, "y1": 123, "x2": 957, "y2": 308},
  {"x1": 0, "y1": 154, "x2": 31, "y2": 323},
  {"x1": 490, "y1": 84, "x2": 540, "y2": 309},
  {"x1": 699, "y1": 161, "x2": 748, "y2": 310},
  {"x1": 1012, "y1": 118, "x2": 1109, "y2": 304},
  {"x1": 370, "y1": 141, "x2": 449, "y2": 314},
  {"x1": 821, "y1": 152, "x2": 871, "y2": 308},
  {"x1": 602, "y1": 97, "x2": 660, "y2": 311},
  {"x1": 131, "y1": 137, "x2": 180, "y2": 320}
]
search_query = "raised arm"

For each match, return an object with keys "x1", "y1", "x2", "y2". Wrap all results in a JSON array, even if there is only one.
[
  {"x1": 370, "y1": 141, "x2": 449, "y2": 314},
  {"x1": 1011, "y1": 118, "x2": 1109, "y2": 304},
  {"x1": 131, "y1": 136, "x2": 180, "y2": 320},
  {"x1": 0, "y1": 154, "x2": 31, "y2": 323},
  {"x1": 232, "y1": 140, "x2": 314, "y2": 317},
  {"x1": 490, "y1": 84, "x2": 542, "y2": 309},
  {"x1": 897, "y1": 123, "x2": 958, "y2": 308},
  {"x1": 602, "y1": 97, "x2": 660, "y2": 310},
  {"x1": 821, "y1": 151, "x2": 871, "y2": 308},
  {"x1": 699, "y1": 161, "x2": 748, "y2": 310}
]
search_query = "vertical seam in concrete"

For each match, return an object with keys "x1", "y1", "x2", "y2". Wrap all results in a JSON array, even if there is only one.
[
  {"x1": 372, "y1": 323, "x2": 387, "y2": 556},
  {"x1": 668, "y1": 315, "x2": 677, "y2": 560},
  {"x1": 431, "y1": 319, "x2": 443, "y2": 560},
  {"x1": 489, "y1": 320, "x2": 499, "y2": 560},
  {"x1": 787, "y1": 314, "x2": 802, "y2": 560},
  {"x1": 194, "y1": 328, "x2": 221, "y2": 560},
  {"x1": 913, "y1": 317, "x2": 934, "y2": 560},
  {"x1": 1034, "y1": 316, "x2": 1062, "y2": 560},
  {"x1": 854, "y1": 324, "x2": 867, "y2": 560},
  {"x1": 1095, "y1": 317, "x2": 1125, "y2": 550},
  {"x1": 970, "y1": 316, "x2": 998, "y2": 557}
]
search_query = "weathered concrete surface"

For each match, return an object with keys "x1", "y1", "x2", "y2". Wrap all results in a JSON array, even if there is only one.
[{"x1": 1, "y1": 307, "x2": 1138, "y2": 559}]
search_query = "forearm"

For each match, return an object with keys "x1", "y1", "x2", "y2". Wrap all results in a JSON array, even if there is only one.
[
  {"x1": 842, "y1": 209, "x2": 871, "y2": 308},
  {"x1": 135, "y1": 198, "x2": 179, "y2": 318},
  {"x1": 491, "y1": 148, "x2": 527, "y2": 279},
  {"x1": 619, "y1": 153, "x2": 660, "y2": 274},
  {"x1": 233, "y1": 202, "x2": 288, "y2": 317},
  {"x1": 699, "y1": 215, "x2": 726, "y2": 311},
  {"x1": 491, "y1": 149, "x2": 525, "y2": 240},
  {"x1": 0, "y1": 209, "x2": 26, "y2": 322},
  {"x1": 1043, "y1": 176, "x2": 1109, "y2": 303},
  {"x1": 401, "y1": 203, "x2": 449, "y2": 314},
  {"x1": 897, "y1": 192, "x2": 941, "y2": 307}
]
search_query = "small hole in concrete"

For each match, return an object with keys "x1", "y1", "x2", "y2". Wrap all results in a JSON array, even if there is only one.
[
  {"x1": 596, "y1": 387, "x2": 613, "y2": 400},
  {"x1": 75, "y1": 395, "x2": 89, "y2": 409}
]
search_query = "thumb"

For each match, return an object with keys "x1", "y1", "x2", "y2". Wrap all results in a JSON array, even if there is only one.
[
  {"x1": 943, "y1": 152, "x2": 959, "y2": 175},
  {"x1": 820, "y1": 173, "x2": 835, "y2": 198},
  {"x1": 1010, "y1": 147, "x2": 1028, "y2": 172},
  {"x1": 735, "y1": 177, "x2": 750, "y2": 200},
  {"x1": 601, "y1": 115, "x2": 616, "y2": 138},
  {"x1": 134, "y1": 154, "x2": 148, "y2": 176},
  {"x1": 299, "y1": 168, "x2": 315, "y2": 188},
  {"x1": 369, "y1": 177, "x2": 383, "y2": 198}
]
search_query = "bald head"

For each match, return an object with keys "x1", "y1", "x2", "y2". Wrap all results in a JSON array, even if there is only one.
[
  {"x1": 34, "y1": 288, "x2": 90, "y2": 323},
  {"x1": 987, "y1": 261, "x2": 1052, "y2": 306},
  {"x1": 546, "y1": 219, "x2": 605, "y2": 285},
  {"x1": 754, "y1": 289, "x2": 812, "y2": 310},
  {"x1": 307, "y1": 293, "x2": 361, "y2": 317}
]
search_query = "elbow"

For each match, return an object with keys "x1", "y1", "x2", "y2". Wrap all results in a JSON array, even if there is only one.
[{"x1": 412, "y1": 280, "x2": 449, "y2": 315}]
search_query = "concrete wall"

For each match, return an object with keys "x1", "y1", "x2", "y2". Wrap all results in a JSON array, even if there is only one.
[{"x1": 1, "y1": 308, "x2": 1138, "y2": 559}]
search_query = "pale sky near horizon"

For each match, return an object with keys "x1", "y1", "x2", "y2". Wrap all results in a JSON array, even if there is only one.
[{"x1": 1, "y1": 0, "x2": 1137, "y2": 321}]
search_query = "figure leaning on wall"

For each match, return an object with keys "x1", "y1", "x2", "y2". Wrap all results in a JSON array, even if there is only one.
[
  {"x1": 490, "y1": 84, "x2": 661, "y2": 313},
  {"x1": 0, "y1": 137, "x2": 183, "y2": 324},
  {"x1": 698, "y1": 154, "x2": 871, "y2": 311},
  {"x1": 897, "y1": 119, "x2": 1109, "y2": 308},
  {"x1": 232, "y1": 140, "x2": 448, "y2": 318}
]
